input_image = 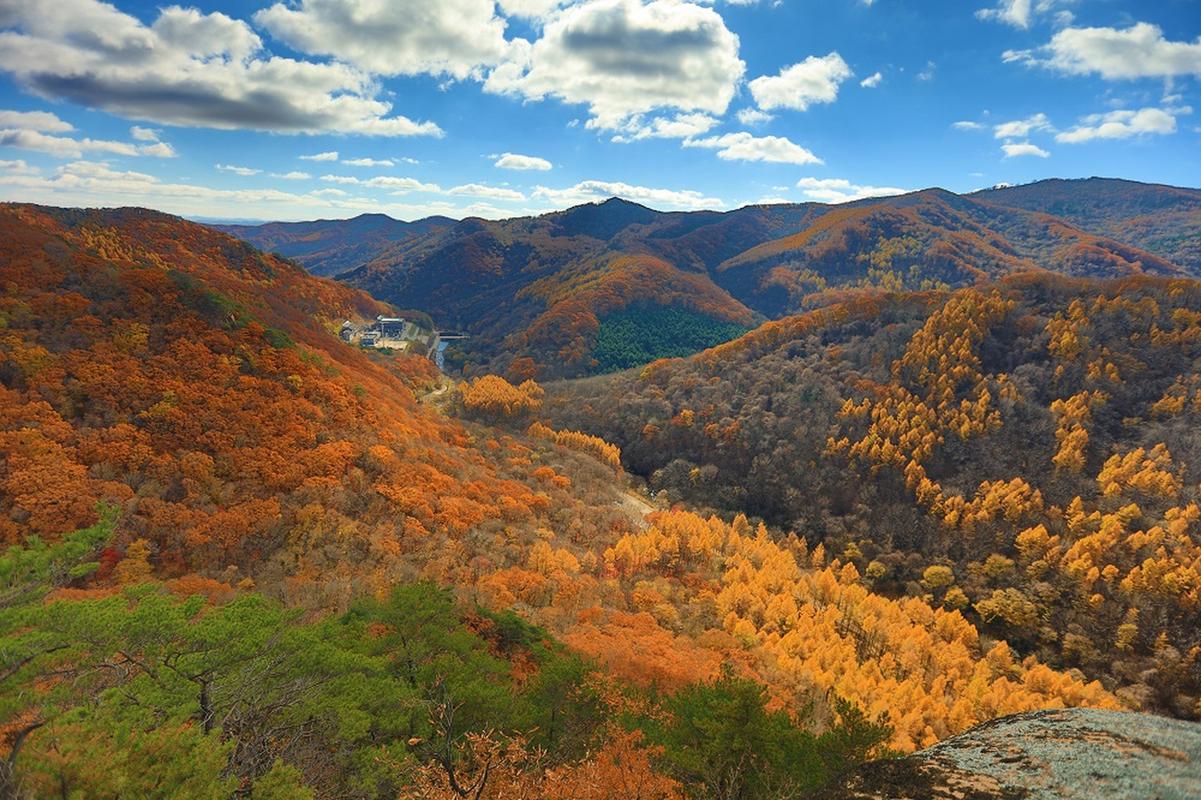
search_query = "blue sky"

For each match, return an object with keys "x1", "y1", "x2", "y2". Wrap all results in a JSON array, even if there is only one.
[{"x1": 0, "y1": 0, "x2": 1197, "y2": 221}]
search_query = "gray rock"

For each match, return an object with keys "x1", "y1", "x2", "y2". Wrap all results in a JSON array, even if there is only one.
[{"x1": 817, "y1": 708, "x2": 1201, "y2": 799}]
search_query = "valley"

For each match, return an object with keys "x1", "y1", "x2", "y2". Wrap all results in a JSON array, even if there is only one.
[{"x1": 3, "y1": 178, "x2": 1200, "y2": 798}]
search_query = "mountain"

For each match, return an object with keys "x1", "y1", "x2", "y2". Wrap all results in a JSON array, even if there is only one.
[
  {"x1": 340, "y1": 197, "x2": 778, "y2": 378},
  {"x1": 542, "y1": 272, "x2": 1201, "y2": 720},
  {"x1": 715, "y1": 187, "x2": 1182, "y2": 316},
  {"x1": 1, "y1": 203, "x2": 1134, "y2": 798},
  {"x1": 218, "y1": 179, "x2": 1197, "y2": 381},
  {"x1": 819, "y1": 708, "x2": 1201, "y2": 800},
  {"x1": 975, "y1": 177, "x2": 1201, "y2": 273},
  {"x1": 217, "y1": 211, "x2": 454, "y2": 277}
]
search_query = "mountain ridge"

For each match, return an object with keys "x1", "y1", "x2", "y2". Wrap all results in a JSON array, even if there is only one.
[{"x1": 224, "y1": 177, "x2": 1193, "y2": 379}]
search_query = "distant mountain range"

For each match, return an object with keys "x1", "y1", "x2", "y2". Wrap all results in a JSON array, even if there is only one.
[{"x1": 219, "y1": 177, "x2": 1201, "y2": 379}]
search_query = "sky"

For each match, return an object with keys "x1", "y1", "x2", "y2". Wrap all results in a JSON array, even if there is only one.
[{"x1": 0, "y1": 0, "x2": 1197, "y2": 221}]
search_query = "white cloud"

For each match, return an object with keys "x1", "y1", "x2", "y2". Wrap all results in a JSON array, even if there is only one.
[
  {"x1": 0, "y1": 128, "x2": 173, "y2": 159},
  {"x1": 748, "y1": 52, "x2": 853, "y2": 112},
  {"x1": 1056, "y1": 106, "x2": 1182, "y2": 143},
  {"x1": 0, "y1": 109, "x2": 74, "y2": 132},
  {"x1": 342, "y1": 157, "x2": 395, "y2": 167},
  {"x1": 369, "y1": 176, "x2": 443, "y2": 193},
  {"x1": 216, "y1": 163, "x2": 261, "y2": 176},
  {"x1": 610, "y1": 112, "x2": 720, "y2": 142},
  {"x1": 976, "y1": 0, "x2": 1031, "y2": 29},
  {"x1": 1005, "y1": 23, "x2": 1201, "y2": 79},
  {"x1": 993, "y1": 112, "x2": 1053, "y2": 139},
  {"x1": 796, "y1": 177, "x2": 908, "y2": 203},
  {"x1": 860, "y1": 71, "x2": 883, "y2": 88},
  {"x1": 0, "y1": 0, "x2": 441, "y2": 137},
  {"x1": 917, "y1": 61, "x2": 936, "y2": 81},
  {"x1": 447, "y1": 183, "x2": 526, "y2": 201},
  {"x1": 736, "y1": 108, "x2": 774, "y2": 125},
  {"x1": 494, "y1": 152, "x2": 553, "y2": 171},
  {"x1": 271, "y1": 171, "x2": 312, "y2": 180},
  {"x1": 532, "y1": 179, "x2": 724, "y2": 210},
  {"x1": 0, "y1": 159, "x2": 39, "y2": 175},
  {"x1": 300, "y1": 151, "x2": 339, "y2": 162},
  {"x1": 953, "y1": 120, "x2": 984, "y2": 131},
  {"x1": 484, "y1": 0, "x2": 744, "y2": 130},
  {"x1": 254, "y1": 0, "x2": 510, "y2": 80},
  {"x1": 130, "y1": 125, "x2": 160, "y2": 141},
  {"x1": 0, "y1": 159, "x2": 522, "y2": 220},
  {"x1": 137, "y1": 142, "x2": 177, "y2": 158},
  {"x1": 1002, "y1": 141, "x2": 1050, "y2": 157},
  {"x1": 683, "y1": 131, "x2": 822, "y2": 165},
  {"x1": 319, "y1": 174, "x2": 443, "y2": 193},
  {"x1": 497, "y1": 0, "x2": 571, "y2": 19},
  {"x1": 977, "y1": 0, "x2": 1074, "y2": 30}
]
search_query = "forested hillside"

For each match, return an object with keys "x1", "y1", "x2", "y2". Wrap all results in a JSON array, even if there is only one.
[
  {"x1": 544, "y1": 274, "x2": 1201, "y2": 720},
  {"x1": 221, "y1": 179, "x2": 1199, "y2": 382},
  {"x1": 975, "y1": 178, "x2": 1201, "y2": 273},
  {"x1": 0, "y1": 205, "x2": 1124, "y2": 798}
]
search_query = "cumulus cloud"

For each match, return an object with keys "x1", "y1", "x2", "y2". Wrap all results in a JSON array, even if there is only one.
[
  {"x1": 0, "y1": 158, "x2": 39, "y2": 175},
  {"x1": 1004, "y1": 23, "x2": 1201, "y2": 79},
  {"x1": 0, "y1": 0, "x2": 441, "y2": 136},
  {"x1": 138, "y1": 142, "x2": 177, "y2": 158},
  {"x1": 860, "y1": 71, "x2": 883, "y2": 88},
  {"x1": 976, "y1": 0, "x2": 1032, "y2": 29},
  {"x1": 1055, "y1": 107, "x2": 1183, "y2": 143},
  {"x1": 683, "y1": 131, "x2": 822, "y2": 165},
  {"x1": 1002, "y1": 141, "x2": 1050, "y2": 157},
  {"x1": 494, "y1": 152, "x2": 553, "y2": 170},
  {"x1": 216, "y1": 163, "x2": 261, "y2": 176},
  {"x1": 254, "y1": 0, "x2": 510, "y2": 80},
  {"x1": 0, "y1": 159, "x2": 524, "y2": 220},
  {"x1": 300, "y1": 151, "x2": 339, "y2": 162},
  {"x1": 485, "y1": 0, "x2": 744, "y2": 130},
  {"x1": 130, "y1": 125, "x2": 160, "y2": 141},
  {"x1": 736, "y1": 108, "x2": 773, "y2": 125},
  {"x1": 610, "y1": 112, "x2": 720, "y2": 142},
  {"x1": 993, "y1": 112, "x2": 1053, "y2": 139},
  {"x1": 532, "y1": 179, "x2": 724, "y2": 210},
  {"x1": 0, "y1": 109, "x2": 74, "y2": 132},
  {"x1": 976, "y1": 0, "x2": 1074, "y2": 30},
  {"x1": 0, "y1": 128, "x2": 174, "y2": 159},
  {"x1": 319, "y1": 174, "x2": 443, "y2": 193},
  {"x1": 342, "y1": 157, "x2": 395, "y2": 167},
  {"x1": 748, "y1": 52, "x2": 853, "y2": 112},
  {"x1": 953, "y1": 120, "x2": 984, "y2": 131},
  {"x1": 447, "y1": 183, "x2": 526, "y2": 200},
  {"x1": 271, "y1": 171, "x2": 312, "y2": 180},
  {"x1": 796, "y1": 177, "x2": 908, "y2": 203},
  {"x1": 497, "y1": 0, "x2": 571, "y2": 19}
]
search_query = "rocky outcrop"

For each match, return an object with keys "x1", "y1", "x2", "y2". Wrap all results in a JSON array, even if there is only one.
[{"x1": 818, "y1": 708, "x2": 1201, "y2": 800}]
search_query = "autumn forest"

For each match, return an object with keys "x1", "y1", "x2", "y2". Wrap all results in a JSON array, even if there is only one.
[{"x1": 3, "y1": 179, "x2": 1201, "y2": 799}]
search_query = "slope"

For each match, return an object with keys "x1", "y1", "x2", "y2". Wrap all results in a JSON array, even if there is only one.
[
  {"x1": 975, "y1": 177, "x2": 1201, "y2": 273},
  {"x1": 716, "y1": 188, "x2": 1182, "y2": 316},
  {"x1": 217, "y1": 180, "x2": 1196, "y2": 382},
  {"x1": 543, "y1": 273, "x2": 1201, "y2": 719},
  {"x1": 0, "y1": 203, "x2": 1126, "y2": 797}
]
